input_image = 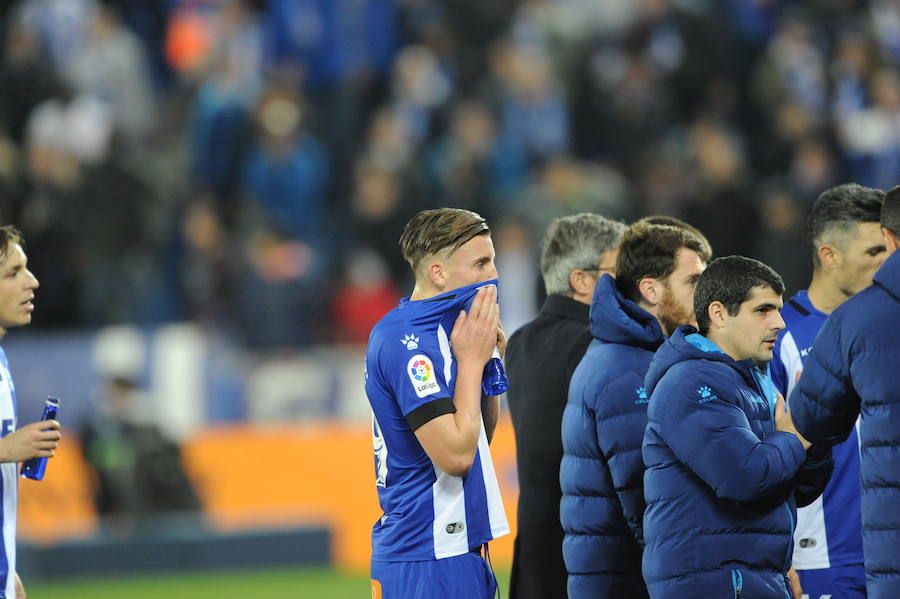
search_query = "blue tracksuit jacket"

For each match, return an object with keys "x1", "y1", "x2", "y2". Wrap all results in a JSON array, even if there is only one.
[
  {"x1": 642, "y1": 326, "x2": 832, "y2": 598},
  {"x1": 560, "y1": 274, "x2": 664, "y2": 598}
]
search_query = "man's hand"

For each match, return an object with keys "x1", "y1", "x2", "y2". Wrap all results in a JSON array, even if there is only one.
[
  {"x1": 775, "y1": 393, "x2": 812, "y2": 450},
  {"x1": 450, "y1": 285, "x2": 499, "y2": 370},
  {"x1": 0, "y1": 420, "x2": 61, "y2": 463},
  {"x1": 787, "y1": 566, "x2": 802, "y2": 599}
]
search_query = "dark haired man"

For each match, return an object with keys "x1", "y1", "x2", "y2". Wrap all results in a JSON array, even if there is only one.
[
  {"x1": 365, "y1": 208, "x2": 508, "y2": 598},
  {"x1": 560, "y1": 222, "x2": 710, "y2": 598},
  {"x1": 0, "y1": 225, "x2": 62, "y2": 599},
  {"x1": 641, "y1": 256, "x2": 832, "y2": 598},
  {"x1": 506, "y1": 213, "x2": 626, "y2": 599},
  {"x1": 771, "y1": 183, "x2": 885, "y2": 599},
  {"x1": 790, "y1": 185, "x2": 900, "y2": 599}
]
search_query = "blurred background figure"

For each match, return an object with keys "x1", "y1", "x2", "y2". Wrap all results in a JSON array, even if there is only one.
[{"x1": 80, "y1": 375, "x2": 201, "y2": 535}]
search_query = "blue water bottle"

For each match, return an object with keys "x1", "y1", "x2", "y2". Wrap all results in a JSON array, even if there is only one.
[
  {"x1": 481, "y1": 348, "x2": 509, "y2": 396},
  {"x1": 21, "y1": 396, "x2": 60, "y2": 481}
]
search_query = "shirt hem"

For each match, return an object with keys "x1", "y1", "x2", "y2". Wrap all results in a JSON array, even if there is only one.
[
  {"x1": 372, "y1": 529, "x2": 510, "y2": 562},
  {"x1": 793, "y1": 556, "x2": 865, "y2": 570}
]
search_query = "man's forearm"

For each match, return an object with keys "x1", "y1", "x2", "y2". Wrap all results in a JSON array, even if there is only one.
[{"x1": 482, "y1": 394, "x2": 499, "y2": 443}]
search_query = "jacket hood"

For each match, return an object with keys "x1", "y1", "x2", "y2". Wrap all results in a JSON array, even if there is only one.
[
  {"x1": 644, "y1": 325, "x2": 764, "y2": 397},
  {"x1": 874, "y1": 250, "x2": 900, "y2": 301},
  {"x1": 589, "y1": 274, "x2": 665, "y2": 351}
]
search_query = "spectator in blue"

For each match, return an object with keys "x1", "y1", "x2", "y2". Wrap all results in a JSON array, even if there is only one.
[
  {"x1": 561, "y1": 220, "x2": 709, "y2": 599},
  {"x1": 642, "y1": 256, "x2": 833, "y2": 599},
  {"x1": 241, "y1": 80, "x2": 329, "y2": 248},
  {"x1": 789, "y1": 185, "x2": 900, "y2": 599},
  {"x1": 262, "y1": 0, "x2": 399, "y2": 178}
]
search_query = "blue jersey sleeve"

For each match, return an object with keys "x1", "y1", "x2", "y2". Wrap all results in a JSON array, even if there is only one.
[{"x1": 379, "y1": 336, "x2": 453, "y2": 418}]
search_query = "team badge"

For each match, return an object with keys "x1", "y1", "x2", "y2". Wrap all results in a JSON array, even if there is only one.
[
  {"x1": 407, "y1": 354, "x2": 440, "y2": 398},
  {"x1": 697, "y1": 385, "x2": 719, "y2": 403},
  {"x1": 401, "y1": 334, "x2": 420, "y2": 350}
]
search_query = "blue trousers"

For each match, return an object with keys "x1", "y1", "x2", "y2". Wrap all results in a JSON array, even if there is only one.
[{"x1": 371, "y1": 551, "x2": 498, "y2": 599}]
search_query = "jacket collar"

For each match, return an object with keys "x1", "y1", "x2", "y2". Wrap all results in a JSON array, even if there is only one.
[
  {"x1": 540, "y1": 294, "x2": 590, "y2": 325},
  {"x1": 874, "y1": 249, "x2": 900, "y2": 301}
]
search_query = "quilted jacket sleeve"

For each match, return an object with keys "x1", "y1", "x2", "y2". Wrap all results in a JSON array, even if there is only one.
[
  {"x1": 792, "y1": 444, "x2": 834, "y2": 507},
  {"x1": 791, "y1": 314, "x2": 860, "y2": 446},
  {"x1": 595, "y1": 371, "x2": 649, "y2": 547}
]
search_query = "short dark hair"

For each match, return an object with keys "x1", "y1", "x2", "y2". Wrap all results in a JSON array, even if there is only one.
[
  {"x1": 399, "y1": 208, "x2": 489, "y2": 273},
  {"x1": 883, "y1": 185, "x2": 900, "y2": 237},
  {"x1": 0, "y1": 226, "x2": 23, "y2": 266},
  {"x1": 694, "y1": 256, "x2": 785, "y2": 336},
  {"x1": 540, "y1": 213, "x2": 625, "y2": 296},
  {"x1": 807, "y1": 183, "x2": 884, "y2": 268},
  {"x1": 615, "y1": 223, "x2": 712, "y2": 303}
]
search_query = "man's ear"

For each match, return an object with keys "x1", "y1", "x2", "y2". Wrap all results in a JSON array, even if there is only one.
[
  {"x1": 884, "y1": 228, "x2": 900, "y2": 253},
  {"x1": 569, "y1": 269, "x2": 592, "y2": 297},
  {"x1": 426, "y1": 260, "x2": 446, "y2": 289},
  {"x1": 638, "y1": 278, "x2": 660, "y2": 306},
  {"x1": 706, "y1": 300, "x2": 727, "y2": 331},
  {"x1": 817, "y1": 244, "x2": 839, "y2": 269}
]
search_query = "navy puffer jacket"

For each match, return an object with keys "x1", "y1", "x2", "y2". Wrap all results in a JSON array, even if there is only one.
[
  {"x1": 642, "y1": 326, "x2": 832, "y2": 599},
  {"x1": 791, "y1": 250, "x2": 900, "y2": 599},
  {"x1": 560, "y1": 275, "x2": 664, "y2": 599}
]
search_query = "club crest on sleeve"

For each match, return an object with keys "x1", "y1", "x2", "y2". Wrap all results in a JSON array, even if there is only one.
[{"x1": 407, "y1": 354, "x2": 440, "y2": 398}]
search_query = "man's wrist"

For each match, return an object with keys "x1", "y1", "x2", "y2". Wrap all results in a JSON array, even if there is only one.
[{"x1": 456, "y1": 358, "x2": 487, "y2": 375}]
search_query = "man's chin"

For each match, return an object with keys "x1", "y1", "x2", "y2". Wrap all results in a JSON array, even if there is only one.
[
  {"x1": 11, "y1": 315, "x2": 31, "y2": 327},
  {"x1": 755, "y1": 350, "x2": 773, "y2": 365}
]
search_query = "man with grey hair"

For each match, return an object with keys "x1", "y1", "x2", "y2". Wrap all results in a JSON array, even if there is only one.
[{"x1": 506, "y1": 213, "x2": 626, "y2": 599}]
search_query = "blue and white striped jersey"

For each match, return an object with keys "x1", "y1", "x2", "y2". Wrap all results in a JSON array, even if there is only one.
[
  {"x1": 365, "y1": 281, "x2": 508, "y2": 562},
  {"x1": 771, "y1": 290, "x2": 864, "y2": 570},
  {"x1": 0, "y1": 348, "x2": 18, "y2": 599}
]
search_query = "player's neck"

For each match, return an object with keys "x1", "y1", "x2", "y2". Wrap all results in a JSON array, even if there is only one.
[
  {"x1": 704, "y1": 331, "x2": 741, "y2": 362},
  {"x1": 806, "y1": 273, "x2": 845, "y2": 315},
  {"x1": 409, "y1": 282, "x2": 442, "y2": 301}
]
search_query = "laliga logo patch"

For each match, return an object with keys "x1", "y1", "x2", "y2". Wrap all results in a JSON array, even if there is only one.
[{"x1": 408, "y1": 354, "x2": 440, "y2": 398}]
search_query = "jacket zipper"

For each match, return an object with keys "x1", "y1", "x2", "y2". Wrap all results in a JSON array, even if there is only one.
[{"x1": 731, "y1": 569, "x2": 743, "y2": 599}]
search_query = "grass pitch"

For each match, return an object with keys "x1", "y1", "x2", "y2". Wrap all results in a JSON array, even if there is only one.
[{"x1": 26, "y1": 565, "x2": 513, "y2": 598}]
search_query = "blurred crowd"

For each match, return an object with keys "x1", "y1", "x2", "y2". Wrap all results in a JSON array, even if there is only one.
[{"x1": 0, "y1": 0, "x2": 898, "y2": 348}]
